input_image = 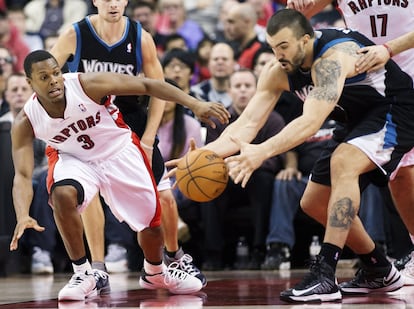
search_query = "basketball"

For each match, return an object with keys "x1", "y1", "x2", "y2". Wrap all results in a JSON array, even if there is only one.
[{"x1": 176, "y1": 149, "x2": 229, "y2": 202}]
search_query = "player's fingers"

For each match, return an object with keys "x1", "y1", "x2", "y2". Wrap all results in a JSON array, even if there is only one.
[
  {"x1": 189, "y1": 138, "x2": 197, "y2": 151},
  {"x1": 34, "y1": 224, "x2": 45, "y2": 232}
]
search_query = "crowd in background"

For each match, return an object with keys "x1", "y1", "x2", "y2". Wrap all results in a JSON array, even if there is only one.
[{"x1": 0, "y1": 0, "x2": 412, "y2": 277}]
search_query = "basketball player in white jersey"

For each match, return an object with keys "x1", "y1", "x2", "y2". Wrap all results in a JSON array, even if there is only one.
[
  {"x1": 287, "y1": 0, "x2": 414, "y2": 286},
  {"x1": 50, "y1": 0, "x2": 207, "y2": 288},
  {"x1": 9, "y1": 50, "x2": 229, "y2": 301}
]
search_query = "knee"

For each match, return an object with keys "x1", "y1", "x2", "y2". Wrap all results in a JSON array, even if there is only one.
[{"x1": 50, "y1": 186, "x2": 78, "y2": 214}]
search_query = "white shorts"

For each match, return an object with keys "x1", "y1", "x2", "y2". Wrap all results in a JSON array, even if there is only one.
[
  {"x1": 47, "y1": 143, "x2": 161, "y2": 232},
  {"x1": 390, "y1": 147, "x2": 414, "y2": 180}
]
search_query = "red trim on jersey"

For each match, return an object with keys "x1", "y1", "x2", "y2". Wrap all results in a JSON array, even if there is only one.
[
  {"x1": 45, "y1": 145, "x2": 59, "y2": 194},
  {"x1": 131, "y1": 133, "x2": 162, "y2": 228}
]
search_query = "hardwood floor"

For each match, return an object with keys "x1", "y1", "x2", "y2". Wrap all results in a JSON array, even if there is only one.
[{"x1": 0, "y1": 269, "x2": 413, "y2": 308}]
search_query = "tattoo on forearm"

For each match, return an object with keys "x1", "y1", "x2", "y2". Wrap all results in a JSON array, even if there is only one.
[
  {"x1": 310, "y1": 59, "x2": 341, "y2": 103},
  {"x1": 329, "y1": 197, "x2": 356, "y2": 229}
]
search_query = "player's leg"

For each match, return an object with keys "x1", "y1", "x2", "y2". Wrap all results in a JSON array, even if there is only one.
[
  {"x1": 103, "y1": 144, "x2": 202, "y2": 294},
  {"x1": 389, "y1": 163, "x2": 414, "y2": 284},
  {"x1": 82, "y1": 194, "x2": 106, "y2": 264}
]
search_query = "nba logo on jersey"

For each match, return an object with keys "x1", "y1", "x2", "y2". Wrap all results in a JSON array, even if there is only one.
[
  {"x1": 78, "y1": 103, "x2": 87, "y2": 112},
  {"x1": 127, "y1": 43, "x2": 132, "y2": 53}
]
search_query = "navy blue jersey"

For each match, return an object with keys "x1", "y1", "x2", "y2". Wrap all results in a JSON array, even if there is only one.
[{"x1": 288, "y1": 28, "x2": 414, "y2": 127}]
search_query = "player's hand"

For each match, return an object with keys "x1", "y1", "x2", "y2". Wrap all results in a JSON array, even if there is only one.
[
  {"x1": 287, "y1": 0, "x2": 315, "y2": 12},
  {"x1": 10, "y1": 216, "x2": 45, "y2": 251},
  {"x1": 224, "y1": 138, "x2": 265, "y2": 188},
  {"x1": 356, "y1": 45, "x2": 390, "y2": 73},
  {"x1": 165, "y1": 138, "x2": 198, "y2": 185},
  {"x1": 276, "y1": 167, "x2": 302, "y2": 181},
  {"x1": 192, "y1": 101, "x2": 230, "y2": 128}
]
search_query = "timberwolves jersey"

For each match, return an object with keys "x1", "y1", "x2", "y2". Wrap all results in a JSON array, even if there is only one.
[
  {"x1": 335, "y1": 0, "x2": 414, "y2": 77},
  {"x1": 24, "y1": 73, "x2": 133, "y2": 162},
  {"x1": 288, "y1": 28, "x2": 414, "y2": 126}
]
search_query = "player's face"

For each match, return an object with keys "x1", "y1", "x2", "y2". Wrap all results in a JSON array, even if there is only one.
[
  {"x1": 94, "y1": 0, "x2": 128, "y2": 22},
  {"x1": 27, "y1": 59, "x2": 65, "y2": 105},
  {"x1": 266, "y1": 27, "x2": 307, "y2": 74}
]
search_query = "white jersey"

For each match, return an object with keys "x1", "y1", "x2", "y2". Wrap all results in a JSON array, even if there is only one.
[
  {"x1": 337, "y1": 0, "x2": 414, "y2": 77},
  {"x1": 24, "y1": 73, "x2": 133, "y2": 162}
]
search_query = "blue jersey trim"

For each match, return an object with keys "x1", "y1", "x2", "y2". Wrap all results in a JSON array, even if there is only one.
[
  {"x1": 135, "y1": 21, "x2": 142, "y2": 73},
  {"x1": 67, "y1": 22, "x2": 82, "y2": 72}
]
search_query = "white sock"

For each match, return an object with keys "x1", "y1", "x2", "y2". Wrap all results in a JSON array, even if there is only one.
[
  {"x1": 72, "y1": 260, "x2": 92, "y2": 274},
  {"x1": 144, "y1": 259, "x2": 164, "y2": 275}
]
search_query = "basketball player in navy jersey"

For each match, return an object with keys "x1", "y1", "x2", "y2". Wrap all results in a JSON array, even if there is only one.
[
  {"x1": 50, "y1": 0, "x2": 209, "y2": 290},
  {"x1": 169, "y1": 9, "x2": 414, "y2": 302},
  {"x1": 288, "y1": 0, "x2": 414, "y2": 285}
]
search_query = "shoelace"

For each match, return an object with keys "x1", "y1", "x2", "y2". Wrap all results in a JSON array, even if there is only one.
[
  {"x1": 176, "y1": 254, "x2": 201, "y2": 276},
  {"x1": 164, "y1": 262, "x2": 190, "y2": 286}
]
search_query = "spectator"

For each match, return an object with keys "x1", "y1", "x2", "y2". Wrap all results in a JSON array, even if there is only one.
[
  {"x1": 183, "y1": 0, "x2": 221, "y2": 37},
  {"x1": 7, "y1": 5, "x2": 44, "y2": 52},
  {"x1": 213, "y1": 0, "x2": 237, "y2": 43},
  {"x1": 157, "y1": 78, "x2": 204, "y2": 243},
  {"x1": 0, "y1": 46, "x2": 16, "y2": 117},
  {"x1": 24, "y1": 0, "x2": 88, "y2": 39},
  {"x1": 223, "y1": 2, "x2": 266, "y2": 69},
  {"x1": 164, "y1": 33, "x2": 189, "y2": 52},
  {"x1": 0, "y1": 9, "x2": 30, "y2": 72},
  {"x1": 247, "y1": 0, "x2": 275, "y2": 27},
  {"x1": 157, "y1": 0, "x2": 205, "y2": 51},
  {"x1": 202, "y1": 69, "x2": 285, "y2": 270},
  {"x1": 162, "y1": 48, "x2": 196, "y2": 104},
  {"x1": 193, "y1": 37, "x2": 214, "y2": 84},
  {"x1": 129, "y1": 1, "x2": 167, "y2": 57},
  {"x1": 191, "y1": 42, "x2": 235, "y2": 109},
  {"x1": 261, "y1": 120, "x2": 335, "y2": 270}
]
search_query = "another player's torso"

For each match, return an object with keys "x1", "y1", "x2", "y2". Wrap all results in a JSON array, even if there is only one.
[
  {"x1": 68, "y1": 16, "x2": 142, "y2": 75},
  {"x1": 336, "y1": 0, "x2": 414, "y2": 76},
  {"x1": 24, "y1": 73, "x2": 132, "y2": 162}
]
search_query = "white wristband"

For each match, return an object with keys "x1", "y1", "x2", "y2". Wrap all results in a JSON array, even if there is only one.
[{"x1": 141, "y1": 141, "x2": 154, "y2": 150}]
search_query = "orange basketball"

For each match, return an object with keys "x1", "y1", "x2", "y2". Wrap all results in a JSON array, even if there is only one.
[{"x1": 176, "y1": 149, "x2": 229, "y2": 202}]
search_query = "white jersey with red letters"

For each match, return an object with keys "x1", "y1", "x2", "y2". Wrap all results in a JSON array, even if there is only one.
[
  {"x1": 337, "y1": 0, "x2": 414, "y2": 77},
  {"x1": 23, "y1": 73, "x2": 161, "y2": 231},
  {"x1": 24, "y1": 73, "x2": 132, "y2": 162}
]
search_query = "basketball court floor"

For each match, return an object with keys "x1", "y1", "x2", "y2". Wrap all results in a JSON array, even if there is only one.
[{"x1": 1, "y1": 268, "x2": 414, "y2": 308}]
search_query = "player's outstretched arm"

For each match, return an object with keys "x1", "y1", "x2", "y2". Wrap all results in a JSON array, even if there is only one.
[
  {"x1": 287, "y1": 0, "x2": 332, "y2": 18},
  {"x1": 10, "y1": 113, "x2": 45, "y2": 251},
  {"x1": 80, "y1": 72, "x2": 231, "y2": 127}
]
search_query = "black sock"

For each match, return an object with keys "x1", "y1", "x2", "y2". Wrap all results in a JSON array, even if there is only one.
[
  {"x1": 165, "y1": 249, "x2": 177, "y2": 258},
  {"x1": 358, "y1": 243, "x2": 390, "y2": 268},
  {"x1": 319, "y1": 243, "x2": 342, "y2": 270},
  {"x1": 72, "y1": 256, "x2": 87, "y2": 265}
]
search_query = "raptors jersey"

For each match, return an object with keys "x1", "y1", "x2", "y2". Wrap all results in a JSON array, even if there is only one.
[
  {"x1": 24, "y1": 73, "x2": 133, "y2": 162},
  {"x1": 335, "y1": 0, "x2": 414, "y2": 77}
]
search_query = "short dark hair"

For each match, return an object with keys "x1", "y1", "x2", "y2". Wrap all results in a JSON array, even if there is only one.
[
  {"x1": 252, "y1": 44, "x2": 273, "y2": 68},
  {"x1": 161, "y1": 48, "x2": 195, "y2": 73},
  {"x1": 266, "y1": 9, "x2": 314, "y2": 39},
  {"x1": 24, "y1": 50, "x2": 57, "y2": 78},
  {"x1": 131, "y1": 1, "x2": 156, "y2": 12}
]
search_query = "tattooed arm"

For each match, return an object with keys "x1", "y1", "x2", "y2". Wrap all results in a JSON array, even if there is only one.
[{"x1": 226, "y1": 41, "x2": 359, "y2": 187}]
